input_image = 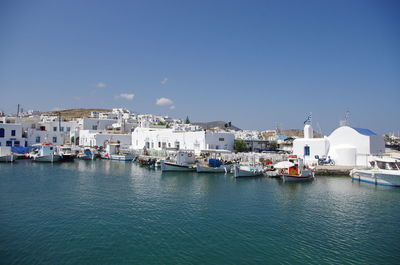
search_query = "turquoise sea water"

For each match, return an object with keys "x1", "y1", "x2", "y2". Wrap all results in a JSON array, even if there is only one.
[{"x1": 1, "y1": 160, "x2": 400, "y2": 265}]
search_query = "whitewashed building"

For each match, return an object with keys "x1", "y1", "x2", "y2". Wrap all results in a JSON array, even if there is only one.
[
  {"x1": 292, "y1": 124, "x2": 385, "y2": 166},
  {"x1": 327, "y1": 126, "x2": 385, "y2": 166},
  {"x1": 79, "y1": 130, "x2": 131, "y2": 147},
  {"x1": 131, "y1": 127, "x2": 234, "y2": 154},
  {"x1": 0, "y1": 123, "x2": 27, "y2": 147}
]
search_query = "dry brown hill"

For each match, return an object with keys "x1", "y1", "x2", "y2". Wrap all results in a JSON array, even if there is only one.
[{"x1": 45, "y1": 108, "x2": 111, "y2": 120}]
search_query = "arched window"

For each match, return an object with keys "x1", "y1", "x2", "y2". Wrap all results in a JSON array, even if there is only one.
[{"x1": 0, "y1": 128, "x2": 4, "y2": 138}]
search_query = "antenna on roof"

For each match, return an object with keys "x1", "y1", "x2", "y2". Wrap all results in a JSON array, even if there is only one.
[
  {"x1": 340, "y1": 109, "x2": 350, "y2": 127},
  {"x1": 303, "y1": 112, "x2": 312, "y2": 125},
  {"x1": 316, "y1": 122, "x2": 323, "y2": 136}
]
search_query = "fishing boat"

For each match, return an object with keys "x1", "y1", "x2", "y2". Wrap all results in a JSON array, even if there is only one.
[
  {"x1": 101, "y1": 142, "x2": 135, "y2": 161},
  {"x1": 137, "y1": 156, "x2": 157, "y2": 167},
  {"x1": 30, "y1": 143, "x2": 61, "y2": 163},
  {"x1": 0, "y1": 146, "x2": 15, "y2": 163},
  {"x1": 77, "y1": 148, "x2": 97, "y2": 160},
  {"x1": 196, "y1": 158, "x2": 232, "y2": 173},
  {"x1": 233, "y1": 164, "x2": 264, "y2": 178},
  {"x1": 349, "y1": 157, "x2": 400, "y2": 186},
  {"x1": 275, "y1": 156, "x2": 314, "y2": 182},
  {"x1": 160, "y1": 150, "x2": 196, "y2": 172},
  {"x1": 56, "y1": 145, "x2": 75, "y2": 162}
]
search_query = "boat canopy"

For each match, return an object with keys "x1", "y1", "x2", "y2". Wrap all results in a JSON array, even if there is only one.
[{"x1": 274, "y1": 161, "x2": 295, "y2": 169}]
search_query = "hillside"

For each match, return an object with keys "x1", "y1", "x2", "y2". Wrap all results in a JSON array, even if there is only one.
[
  {"x1": 282, "y1": 129, "x2": 324, "y2": 138},
  {"x1": 193, "y1": 121, "x2": 241, "y2": 131},
  {"x1": 45, "y1": 108, "x2": 111, "y2": 120}
]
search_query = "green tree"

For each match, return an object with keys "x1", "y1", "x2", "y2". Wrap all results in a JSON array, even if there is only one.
[
  {"x1": 185, "y1": 116, "x2": 190, "y2": 124},
  {"x1": 70, "y1": 136, "x2": 75, "y2": 145},
  {"x1": 234, "y1": 140, "x2": 247, "y2": 152}
]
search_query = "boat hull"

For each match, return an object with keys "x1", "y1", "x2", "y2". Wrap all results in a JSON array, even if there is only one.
[
  {"x1": 77, "y1": 154, "x2": 96, "y2": 160},
  {"x1": 32, "y1": 154, "x2": 62, "y2": 163},
  {"x1": 234, "y1": 166, "x2": 263, "y2": 178},
  {"x1": 282, "y1": 175, "x2": 314, "y2": 182},
  {"x1": 350, "y1": 170, "x2": 400, "y2": 186},
  {"x1": 0, "y1": 155, "x2": 15, "y2": 163},
  {"x1": 196, "y1": 164, "x2": 232, "y2": 173},
  {"x1": 161, "y1": 161, "x2": 196, "y2": 172},
  {"x1": 102, "y1": 154, "x2": 135, "y2": 161},
  {"x1": 60, "y1": 154, "x2": 75, "y2": 162}
]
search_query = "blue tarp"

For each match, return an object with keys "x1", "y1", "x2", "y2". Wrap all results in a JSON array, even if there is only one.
[
  {"x1": 208, "y1": 158, "x2": 222, "y2": 168},
  {"x1": 11, "y1": 147, "x2": 30, "y2": 154}
]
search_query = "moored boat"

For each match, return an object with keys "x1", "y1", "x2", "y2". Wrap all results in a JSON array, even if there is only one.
[
  {"x1": 350, "y1": 157, "x2": 400, "y2": 186},
  {"x1": 56, "y1": 145, "x2": 75, "y2": 162},
  {"x1": 160, "y1": 150, "x2": 196, "y2": 172},
  {"x1": 101, "y1": 142, "x2": 135, "y2": 161},
  {"x1": 0, "y1": 147, "x2": 15, "y2": 163},
  {"x1": 77, "y1": 148, "x2": 97, "y2": 160},
  {"x1": 196, "y1": 158, "x2": 232, "y2": 173},
  {"x1": 30, "y1": 143, "x2": 61, "y2": 163},
  {"x1": 275, "y1": 156, "x2": 314, "y2": 182},
  {"x1": 233, "y1": 164, "x2": 264, "y2": 178}
]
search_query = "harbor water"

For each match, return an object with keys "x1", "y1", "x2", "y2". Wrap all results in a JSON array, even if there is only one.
[{"x1": 1, "y1": 160, "x2": 399, "y2": 264}]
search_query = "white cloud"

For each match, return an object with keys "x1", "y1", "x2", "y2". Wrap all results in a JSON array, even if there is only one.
[
  {"x1": 161, "y1": 78, "x2": 168, "y2": 85},
  {"x1": 96, "y1": 82, "x2": 107, "y2": 88},
  {"x1": 169, "y1": 105, "x2": 175, "y2": 110},
  {"x1": 116, "y1": 93, "x2": 135, "y2": 100},
  {"x1": 156, "y1": 97, "x2": 173, "y2": 106}
]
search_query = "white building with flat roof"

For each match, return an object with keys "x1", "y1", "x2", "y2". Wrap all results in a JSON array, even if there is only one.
[
  {"x1": 0, "y1": 123, "x2": 27, "y2": 147},
  {"x1": 131, "y1": 127, "x2": 234, "y2": 154},
  {"x1": 79, "y1": 130, "x2": 132, "y2": 147}
]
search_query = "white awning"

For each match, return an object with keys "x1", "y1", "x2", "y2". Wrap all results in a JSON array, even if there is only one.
[{"x1": 274, "y1": 161, "x2": 295, "y2": 169}]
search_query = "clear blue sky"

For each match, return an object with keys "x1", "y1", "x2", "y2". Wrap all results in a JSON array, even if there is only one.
[{"x1": 0, "y1": 0, "x2": 399, "y2": 134}]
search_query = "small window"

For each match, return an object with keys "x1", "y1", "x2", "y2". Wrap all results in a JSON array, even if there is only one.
[
  {"x1": 304, "y1": 146, "x2": 310, "y2": 156},
  {"x1": 14, "y1": 141, "x2": 20, "y2": 147},
  {"x1": 60, "y1": 127, "x2": 64, "y2": 132},
  {"x1": 219, "y1": 138, "x2": 224, "y2": 141},
  {"x1": 66, "y1": 127, "x2": 71, "y2": 132},
  {"x1": 92, "y1": 125, "x2": 98, "y2": 130},
  {"x1": 6, "y1": 141, "x2": 12, "y2": 146},
  {"x1": 53, "y1": 127, "x2": 57, "y2": 132},
  {"x1": 52, "y1": 137, "x2": 57, "y2": 143},
  {"x1": 0, "y1": 128, "x2": 4, "y2": 138},
  {"x1": 158, "y1": 142, "x2": 161, "y2": 148},
  {"x1": 36, "y1": 136, "x2": 41, "y2": 143},
  {"x1": 11, "y1": 130, "x2": 16, "y2": 136},
  {"x1": 40, "y1": 126, "x2": 46, "y2": 131}
]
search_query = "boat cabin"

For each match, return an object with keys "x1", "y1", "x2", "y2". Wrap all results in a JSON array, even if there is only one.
[
  {"x1": 105, "y1": 141, "x2": 121, "y2": 155},
  {"x1": 32, "y1": 143, "x2": 55, "y2": 156},
  {"x1": 176, "y1": 150, "x2": 196, "y2": 165},
  {"x1": 370, "y1": 157, "x2": 400, "y2": 171}
]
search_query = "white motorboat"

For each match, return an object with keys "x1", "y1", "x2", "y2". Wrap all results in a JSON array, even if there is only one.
[
  {"x1": 350, "y1": 157, "x2": 400, "y2": 186},
  {"x1": 160, "y1": 150, "x2": 196, "y2": 172},
  {"x1": 0, "y1": 146, "x2": 15, "y2": 163},
  {"x1": 101, "y1": 142, "x2": 135, "y2": 161},
  {"x1": 233, "y1": 164, "x2": 264, "y2": 178},
  {"x1": 275, "y1": 156, "x2": 314, "y2": 182},
  {"x1": 77, "y1": 148, "x2": 97, "y2": 160},
  {"x1": 56, "y1": 145, "x2": 75, "y2": 162},
  {"x1": 30, "y1": 143, "x2": 61, "y2": 163}
]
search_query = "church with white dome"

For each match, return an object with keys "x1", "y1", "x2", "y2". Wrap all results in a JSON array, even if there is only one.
[{"x1": 292, "y1": 124, "x2": 385, "y2": 166}]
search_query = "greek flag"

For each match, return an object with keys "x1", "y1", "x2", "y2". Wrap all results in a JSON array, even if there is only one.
[{"x1": 304, "y1": 113, "x2": 312, "y2": 124}]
